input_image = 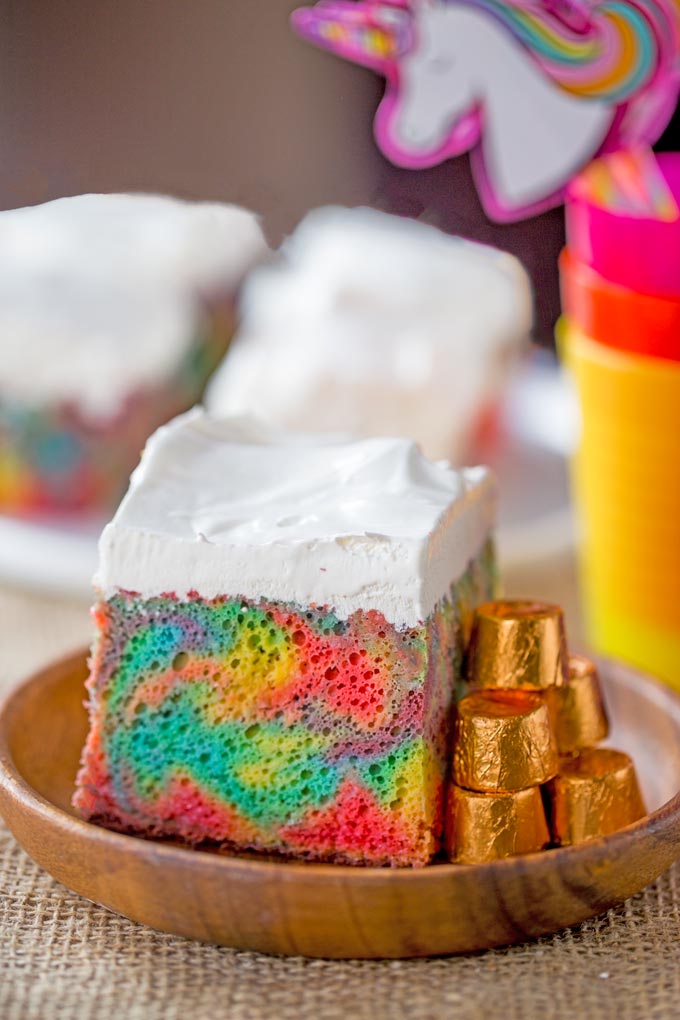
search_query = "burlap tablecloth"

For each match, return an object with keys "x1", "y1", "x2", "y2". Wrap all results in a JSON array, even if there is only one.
[{"x1": 2, "y1": 570, "x2": 679, "y2": 1020}]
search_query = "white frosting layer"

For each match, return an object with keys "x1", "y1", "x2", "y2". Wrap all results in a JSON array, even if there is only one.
[
  {"x1": 97, "y1": 409, "x2": 497, "y2": 628},
  {"x1": 0, "y1": 193, "x2": 267, "y2": 293},
  {"x1": 207, "y1": 206, "x2": 532, "y2": 462},
  {"x1": 0, "y1": 194, "x2": 268, "y2": 419}
]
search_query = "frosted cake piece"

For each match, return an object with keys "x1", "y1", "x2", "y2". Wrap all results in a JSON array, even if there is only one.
[
  {"x1": 0, "y1": 194, "x2": 268, "y2": 514},
  {"x1": 74, "y1": 410, "x2": 497, "y2": 866},
  {"x1": 207, "y1": 206, "x2": 532, "y2": 462}
]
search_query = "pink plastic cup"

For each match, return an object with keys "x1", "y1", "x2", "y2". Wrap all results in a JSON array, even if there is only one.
[{"x1": 566, "y1": 153, "x2": 680, "y2": 299}]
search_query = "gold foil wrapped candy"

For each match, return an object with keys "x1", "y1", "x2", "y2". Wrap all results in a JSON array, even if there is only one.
[
  {"x1": 545, "y1": 747, "x2": 646, "y2": 846},
  {"x1": 549, "y1": 655, "x2": 609, "y2": 756},
  {"x1": 445, "y1": 598, "x2": 646, "y2": 865},
  {"x1": 445, "y1": 784, "x2": 550, "y2": 864},
  {"x1": 467, "y1": 600, "x2": 569, "y2": 691},
  {"x1": 453, "y1": 689, "x2": 559, "y2": 792}
]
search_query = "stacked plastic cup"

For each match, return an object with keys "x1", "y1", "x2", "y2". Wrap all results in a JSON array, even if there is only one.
[{"x1": 559, "y1": 152, "x2": 680, "y2": 687}]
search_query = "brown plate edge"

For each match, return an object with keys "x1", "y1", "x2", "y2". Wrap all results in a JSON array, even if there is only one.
[{"x1": 0, "y1": 647, "x2": 680, "y2": 957}]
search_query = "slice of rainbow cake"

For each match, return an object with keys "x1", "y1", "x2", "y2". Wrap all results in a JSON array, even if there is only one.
[{"x1": 74, "y1": 410, "x2": 496, "y2": 866}]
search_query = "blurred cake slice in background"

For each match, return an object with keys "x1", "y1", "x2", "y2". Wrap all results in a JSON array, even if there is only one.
[
  {"x1": 0, "y1": 194, "x2": 268, "y2": 516},
  {"x1": 206, "y1": 207, "x2": 532, "y2": 463}
]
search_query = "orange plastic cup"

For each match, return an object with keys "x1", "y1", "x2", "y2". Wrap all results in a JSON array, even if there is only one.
[
  {"x1": 560, "y1": 321, "x2": 680, "y2": 687},
  {"x1": 559, "y1": 248, "x2": 680, "y2": 363}
]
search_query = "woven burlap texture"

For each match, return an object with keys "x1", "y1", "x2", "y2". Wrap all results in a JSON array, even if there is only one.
[{"x1": 1, "y1": 583, "x2": 679, "y2": 1020}]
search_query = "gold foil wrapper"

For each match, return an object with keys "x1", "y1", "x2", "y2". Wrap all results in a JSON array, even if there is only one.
[
  {"x1": 445, "y1": 784, "x2": 550, "y2": 864},
  {"x1": 453, "y1": 689, "x2": 559, "y2": 792},
  {"x1": 548, "y1": 655, "x2": 609, "y2": 756},
  {"x1": 545, "y1": 747, "x2": 646, "y2": 846},
  {"x1": 467, "y1": 600, "x2": 568, "y2": 690}
]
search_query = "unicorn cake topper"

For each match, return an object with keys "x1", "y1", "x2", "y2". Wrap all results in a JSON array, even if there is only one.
[{"x1": 292, "y1": 0, "x2": 680, "y2": 222}]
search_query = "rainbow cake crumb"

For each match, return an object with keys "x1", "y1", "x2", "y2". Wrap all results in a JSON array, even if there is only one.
[{"x1": 74, "y1": 411, "x2": 496, "y2": 866}]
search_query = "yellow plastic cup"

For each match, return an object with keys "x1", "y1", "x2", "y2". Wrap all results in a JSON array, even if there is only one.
[{"x1": 560, "y1": 320, "x2": 680, "y2": 687}]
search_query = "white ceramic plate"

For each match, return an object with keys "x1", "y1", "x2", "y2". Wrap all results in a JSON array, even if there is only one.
[
  {"x1": 487, "y1": 350, "x2": 578, "y2": 569},
  {"x1": 0, "y1": 512, "x2": 103, "y2": 599}
]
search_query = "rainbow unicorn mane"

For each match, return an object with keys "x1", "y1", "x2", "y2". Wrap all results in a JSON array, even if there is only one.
[{"x1": 465, "y1": 0, "x2": 678, "y2": 103}]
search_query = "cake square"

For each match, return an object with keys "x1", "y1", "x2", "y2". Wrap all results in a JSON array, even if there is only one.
[
  {"x1": 0, "y1": 194, "x2": 267, "y2": 514},
  {"x1": 207, "y1": 206, "x2": 531, "y2": 464},
  {"x1": 74, "y1": 410, "x2": 496, "y2": 866}
]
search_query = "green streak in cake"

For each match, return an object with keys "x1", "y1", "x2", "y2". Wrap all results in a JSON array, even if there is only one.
[
  {"x1": 359, "y1": 739, "x2": 424, "y2": 806},
  {"x1": 109, "y1": 684, "x2": 339, "y2": 825}
]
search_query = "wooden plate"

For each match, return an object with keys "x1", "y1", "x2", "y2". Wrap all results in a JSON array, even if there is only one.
[{"x1": 1, "y1": 650, "x2": 679, "y2": 959}]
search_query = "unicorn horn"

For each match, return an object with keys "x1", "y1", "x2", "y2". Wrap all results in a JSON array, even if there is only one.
[{"x1": 291, "y1": 1, "x2": 412, "y2": 74}]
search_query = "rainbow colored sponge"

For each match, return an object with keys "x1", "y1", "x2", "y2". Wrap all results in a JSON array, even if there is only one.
[{"x1": 74, "y1": 411, "x2": 496, "y2": 866}]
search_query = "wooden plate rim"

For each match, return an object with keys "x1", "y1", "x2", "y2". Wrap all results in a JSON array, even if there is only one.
[{"x1": 2, "y1": 647, "x2": 680, "y2": 886}]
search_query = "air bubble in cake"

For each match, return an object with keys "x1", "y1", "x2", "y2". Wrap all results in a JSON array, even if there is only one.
[
  {"x1": 206, "y1": 206, "x2": 532, "y2": 463},
  {"x1": 74, "y1": 409, "x2": 497, "y2": 866},
  {"x1": 0, "y1": 194, "x2": 268, "y2": 515}
]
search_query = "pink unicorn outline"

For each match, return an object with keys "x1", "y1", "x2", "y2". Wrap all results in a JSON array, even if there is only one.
[{"x1": 292, "y1": 0, "x2": 680, "y2": 222}]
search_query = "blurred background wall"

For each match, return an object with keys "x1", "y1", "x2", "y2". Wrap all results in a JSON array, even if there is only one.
[{"x1": 2, "y1": 0, "x2": 675, "y2": 345}]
